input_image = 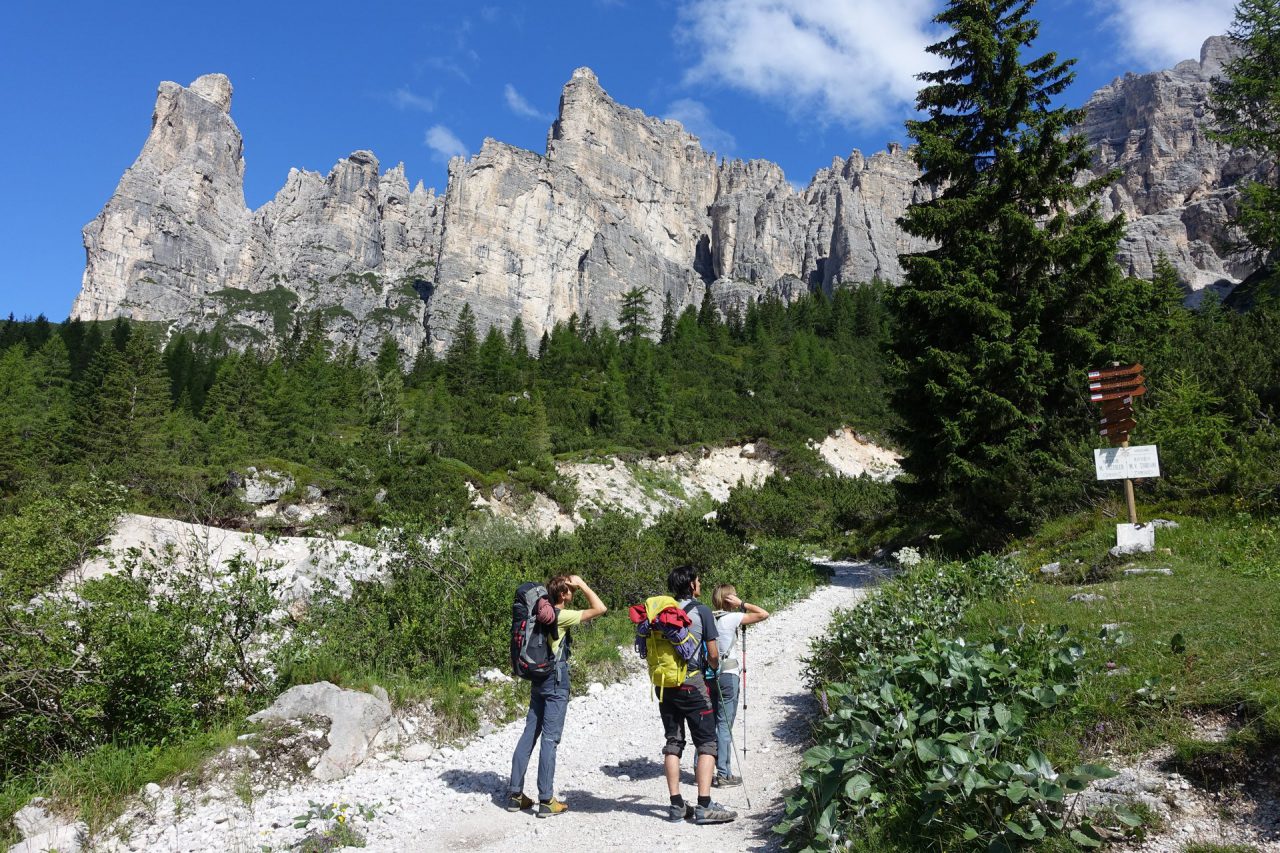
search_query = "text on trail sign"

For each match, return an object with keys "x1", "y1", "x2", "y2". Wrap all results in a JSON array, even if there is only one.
[{"x1": 1094, "y1": 445, "x2": 1161, "y2": 481}]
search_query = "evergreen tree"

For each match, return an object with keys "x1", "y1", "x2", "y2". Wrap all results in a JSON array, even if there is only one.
[
  {"x1": 445, "y1": 304, "x2": 480, "y2": 395},
  {"x1": 891, "y1": 0, "x2": 1130, "y2": 540},
  {"x1": 1211, "y1": 0, "x2": 1280, "y2": 252},
  {"x1": 478, "y1": 326, "x2": 514, "y2": 393},
  {"x1": 77, "y1": 331, "x2": 172, "y2": 483},
  {"x1": 660, "y1": 293, "x2": 677, "y2": 344},
  {"x1": 618, "y1": 287, "x2": 654, "y2": 345}
]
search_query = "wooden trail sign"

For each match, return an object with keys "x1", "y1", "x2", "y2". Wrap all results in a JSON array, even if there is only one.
[
  {"x1": 1088, "y1": 363, "x2": 1144, "y2": 382},
  {"x1": 1087, "y1": 362, "x2": 1155, "y2": 525},
  {"x1": 1089, "y1": 384, "x2": 1146, "y2": 402}
]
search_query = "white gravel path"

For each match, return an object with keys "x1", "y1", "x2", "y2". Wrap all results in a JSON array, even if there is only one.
[{"x1": 109, "y1": 563, "x2": 879, "y2": 853}]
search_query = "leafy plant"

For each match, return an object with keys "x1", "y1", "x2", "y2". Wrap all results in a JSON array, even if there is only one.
[
  {"x1": 782, "y1": 628, "x2": 1116, "y2": 851},
  {"x1": 292, "y1": 799, "x2": 377, "y2": 852}
]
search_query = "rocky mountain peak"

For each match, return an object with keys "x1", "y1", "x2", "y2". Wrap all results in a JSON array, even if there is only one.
[
  {"x1": 73, "y1": 41, "x2": 1267, "y2": 356},
  {"x1": 187, "y1": 73, "x2": 233, "y2": 112}
]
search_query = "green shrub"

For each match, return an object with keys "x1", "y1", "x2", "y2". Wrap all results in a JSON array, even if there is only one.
[
  {"x1": 0, "y1": 478, "x2": 124, "y2": 602},
  {"x1": 0, "y1": 550, "x2": 278, "y2": 776},
  {"x1": 805, "y1": 556, "x2": 1027, "y2": 688},
  {"x1": 719, "y1": 471, "x2": 895, "y2": 547},
  {"x1": 781, "y1": 628, "x2": 1122, "y2": 851}
]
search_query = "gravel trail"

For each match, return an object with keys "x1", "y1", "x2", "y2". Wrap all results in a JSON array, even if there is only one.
[{"x1": 114, "y1": 563, "x2": 879, "y2": 853}]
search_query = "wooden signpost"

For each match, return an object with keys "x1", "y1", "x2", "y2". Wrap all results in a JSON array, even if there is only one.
[{"x1": 1088, "y1": 363, "x2": 1150, "y2": 526}]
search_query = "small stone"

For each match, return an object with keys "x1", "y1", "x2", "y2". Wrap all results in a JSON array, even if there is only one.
[
  {"x1": 1069, "y1": 593, "x2": 1107, "y2": 603},
  {"x1": 143, "y1": 783, "x2": 162, "y2": 801},
  {"x1": 587, "y1": 682, "x2": 605, "y2": 695},
  {"x1": 1039, "y1": 561, "x2": 1062, "y2": 575},
  {"x1": 1124, "y1": 567, "x2": 1173, "y2": 576},
  {"x1": 1151, "y1": 518, "x2": 1180, "y2": 529},
  {"x1": 402, "y1": 744, "x2": 437, "y2": 762}
]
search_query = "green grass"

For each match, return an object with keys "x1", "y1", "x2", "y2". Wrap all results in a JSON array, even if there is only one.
[
  {"x1": 0, "y1": 725, "x2": 241, "y2": 846},
  {"x1": 965, "y1": 508, "x2": 1280, "y2": 770},
  {"x1": 1183, "y1": 844, "x2": 1261, "y2": 853}
]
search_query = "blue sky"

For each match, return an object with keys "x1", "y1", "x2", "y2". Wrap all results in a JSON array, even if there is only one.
[{"x1": 0, "y1": 0, "x2": 1233, "y2": 320}]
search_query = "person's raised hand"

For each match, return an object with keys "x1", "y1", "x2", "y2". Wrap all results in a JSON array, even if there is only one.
[{"x1": 568, "y1": 574, "x2": 584, "y2": 589}]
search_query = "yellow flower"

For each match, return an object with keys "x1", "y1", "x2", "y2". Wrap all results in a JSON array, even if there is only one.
[{"x1": 337, "y1": 815, "x2": 346, "y2": 823}]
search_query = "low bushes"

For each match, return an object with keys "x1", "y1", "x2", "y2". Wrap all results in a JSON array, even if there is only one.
[
  {"x1": 718, "y1": 470, "x2": 896, "y2": 551},
  {"x1": 0, "y1": 551, "x2": 278, "y2": 779},
  {"x1": 805, "y1": 556, "x2": 1024, "y2": 688},
  {"x1": 281, "y1": 509, "x2": 822, "y2": 693},
  {"x1": 787, "y1": 557, "x2": 1120, "y2": 851}
]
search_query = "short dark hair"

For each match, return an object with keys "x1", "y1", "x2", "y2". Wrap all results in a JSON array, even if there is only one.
[
  {"x1": 547, "y1": 575, "x2": 572, "y2": 604},
  {"x1": 667, "y1": 564, "x2": 699, "y2": 599}
]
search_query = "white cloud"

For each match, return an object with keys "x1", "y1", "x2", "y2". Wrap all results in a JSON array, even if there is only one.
[
  {"x1": 424, "y1": 125, "x2": 469, "y2": 162},
  {"x1": 389, "y1": 86, "x2": 434, "y2": 112},
  {"x1": 1100, "y1": 0, "x2": 1235, "y2": 68},
  {"x1": 664, "y1": 98, "x2": 736, "y2": 153},
  {"x1": 504, "y1": 84, "x2": 551, "y2": 121},
  {"x1": 676, "y1": 0, "x2": 941, "y2": 128}
]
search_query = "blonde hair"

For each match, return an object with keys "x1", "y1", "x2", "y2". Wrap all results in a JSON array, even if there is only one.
[{"x1": 712, "y1": 584, "x2": 736, "y2": 611}]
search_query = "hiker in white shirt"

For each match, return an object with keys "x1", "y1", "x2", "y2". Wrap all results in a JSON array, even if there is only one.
[{"x1": 709, "y1": 584, "x2": 769, "y2": 787}]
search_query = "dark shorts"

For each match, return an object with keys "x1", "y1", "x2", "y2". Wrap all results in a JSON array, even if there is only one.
[{"x1": 657, "y1": 674, "x2": 718, "y2": 758}]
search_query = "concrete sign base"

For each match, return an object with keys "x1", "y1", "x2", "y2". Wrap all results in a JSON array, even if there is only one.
[{"x1": 1114, "y1": 523, "x2": 1155, "y2": 555}]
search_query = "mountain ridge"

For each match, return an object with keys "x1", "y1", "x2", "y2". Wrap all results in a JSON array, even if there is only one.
[{"x1": 72, "y1": 38, "x2": 1261, "y2": 355}]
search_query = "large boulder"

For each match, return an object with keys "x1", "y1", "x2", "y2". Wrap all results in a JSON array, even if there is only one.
[{"x1": 247, "y1": 682, "x2": 401, "y2": 781}]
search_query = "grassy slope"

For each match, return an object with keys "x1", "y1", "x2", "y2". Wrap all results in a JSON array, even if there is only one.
[{"x1": 966, "y1": 507, "x2": 1280, "y2": 777}]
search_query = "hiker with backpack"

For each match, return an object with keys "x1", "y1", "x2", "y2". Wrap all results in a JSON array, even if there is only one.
[
  {"x1": 634, "y1": 565, "x2": 738, "y2": 825},
  {"x1": 507, "y1": 574, "x2": 607, "y2": 818},
  {"x1": 710, "y1": 584, "x2": 769, "y2": 788}
]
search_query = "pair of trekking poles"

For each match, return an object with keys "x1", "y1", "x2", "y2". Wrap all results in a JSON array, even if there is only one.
[{"x1": 710, "y1": 623, "x2": 752, "y2": 809}]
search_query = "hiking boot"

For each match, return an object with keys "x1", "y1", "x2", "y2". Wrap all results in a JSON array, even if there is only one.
[
  {"x1": 506, "y1": 792, "x2": 534, "y2": 812},
  {"x1": 537, "y1": 798, "x2": 568, "y2": 818},
  {"x1": 693, "y1": 800, "x2": 737, "y2": 825},
  {"x1": 667, "y1": 801, "x2": 695, "y2": 822},
  {"x1": 712, "y1": 774, "x2": 743, "y2": 788}
]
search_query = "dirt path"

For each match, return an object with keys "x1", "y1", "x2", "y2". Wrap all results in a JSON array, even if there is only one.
[{"x1": 111, "y1": 563, "x2": 879, "y2": 852}]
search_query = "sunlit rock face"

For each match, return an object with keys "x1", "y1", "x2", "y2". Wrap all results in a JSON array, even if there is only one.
[{"x1": 75, "y1": 41, "x2": 1263, "y2": 354}]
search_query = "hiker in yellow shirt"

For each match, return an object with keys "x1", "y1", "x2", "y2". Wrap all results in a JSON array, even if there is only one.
[{"x1": 508, "y1": 574, "x2": 606, "y2": 818}]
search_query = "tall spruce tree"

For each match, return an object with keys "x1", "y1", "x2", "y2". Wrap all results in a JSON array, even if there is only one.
[
  {"x1": 1211, "y1": 0, "x2": 1280, "y2": 253},
  {"x1": 891, "y1": 0, "x2": 1129, "y2": 541}
]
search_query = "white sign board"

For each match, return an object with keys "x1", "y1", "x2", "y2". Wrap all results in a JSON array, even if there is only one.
[{"x1": 1094, "y1": 445, "x2": 1160, "y2": 481}]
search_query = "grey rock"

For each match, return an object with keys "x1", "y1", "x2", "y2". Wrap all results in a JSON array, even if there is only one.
[
  {"x1": 241, "y1": 469, "x2": 293, "y2": 504},
  {"x1": 9, "y1": 822, "x2": 88, "y2": 853},
  {"x1": 74, "y1": 42, "x2": 1269, "y2": 355},
  {"x1": 1124, "y1": 567, "x2": 1174, "y2": 576},
  {"x1": 247, "y1": 681, "x2": 401, "y2": 781},
  {"x1": 1039, "y1": 561, "x2": 1062, "y2": 575},
  {"x1": 12, "y1": 799, "x2": 58, "y2": 839},
  {"x1": 1151, "y1": 518, "x2": 1180, "y2": 529},
  {"x1": 401, "y1": 743, "x2": 437, "y2": 762},
  {"x1": 1080, "y1": 35, "x2": 1266, "y2": 294},
  {"x1": 1069, "y1": 593, "x2": 1108, "y2": 603},
  {"x1": 305, "y1": 485, "x2": 324, "y2": 501}
]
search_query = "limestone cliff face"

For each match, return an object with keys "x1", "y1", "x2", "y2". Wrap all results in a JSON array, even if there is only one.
[
  {"x1": 74, "y1": 41, "x2": 1267, "y2": 355},
  {"x1": 1081, "y1": 36, "x2": 1266, "y2": 289},
  {"x1": 73, "y1": 74, "x2": 439, "y2": 358}
]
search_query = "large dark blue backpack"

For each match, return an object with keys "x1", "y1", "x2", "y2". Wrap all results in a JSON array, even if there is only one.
[{"x1": 510, "y1": 582, "x2": 560, "y2": 681}]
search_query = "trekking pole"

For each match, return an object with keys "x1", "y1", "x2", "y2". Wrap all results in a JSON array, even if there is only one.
[
  {"x1": 714, "y1": 678, "x2": 753, "y2": 810},
  {"x1": 740, "y1": 623, "x2": 748, "y2": 760}
]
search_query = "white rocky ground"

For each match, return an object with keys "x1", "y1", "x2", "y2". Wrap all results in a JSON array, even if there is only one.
[
  {"x1": 91, "y1": 563, "x2": 882, "y2": 853},
  {"x1": 484, "y1": 431, "x2": 900, "y2": 535}
]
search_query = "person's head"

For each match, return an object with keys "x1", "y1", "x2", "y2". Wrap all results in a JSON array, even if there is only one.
[
  {"x1": 547, "y1": 575, "x2": 573, "y2": 606},
  {"x1": 712, "y1": 584, "x2": 736, "y2": 611},
  {"x1": 667, "y1": 564, "x2": 700, "y2": 599}
]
